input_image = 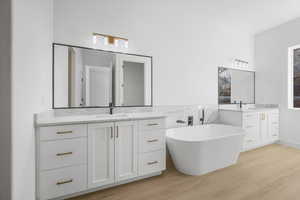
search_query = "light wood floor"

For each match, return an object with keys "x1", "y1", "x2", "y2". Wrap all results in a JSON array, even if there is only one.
[{"x1": 72, "y1": 144, "x2": 300, "y2": 200}]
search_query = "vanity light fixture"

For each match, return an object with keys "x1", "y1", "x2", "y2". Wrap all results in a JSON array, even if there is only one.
[
  {"x1": 234, "y1": 59, "x2": 249, "y2": 69},
  {"x1": 93, "y1": 33, "x2": 128, "y2": 48}
]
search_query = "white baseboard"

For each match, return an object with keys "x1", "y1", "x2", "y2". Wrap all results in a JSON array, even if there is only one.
[
  {"x1": 277, "y1": 140, "x2": 300, "y2": 149},
  {"x1": 242, "y1": 140, "x2": 278, "y2": 152}
]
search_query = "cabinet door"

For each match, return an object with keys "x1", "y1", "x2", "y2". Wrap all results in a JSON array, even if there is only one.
[
  {"x1": 243, "y1": 126, "x2": 260, "y2": 149},
  {"x1": 269, "y1": 112, "x2": 279, "y2": 140},
  {"x1": 115, "y1": 121, "x2": 138, "y2": 182},
  {"x1": 88, "y1": 123, "x2": 115, "y2": 188},
  {"x1": 243, "y1": 113, "x2": 260, "y2": 150},
  {"x1": 260, "y1": 113, "x2": 269, "y2": 143}
]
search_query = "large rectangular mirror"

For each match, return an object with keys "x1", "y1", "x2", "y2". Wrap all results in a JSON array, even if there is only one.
[
  {"x1": 218, "y1": 67, "x2": 255, "y2": 104},
  {"x1": 53, "y1": 44, "x2": 152, "y2": 108}
]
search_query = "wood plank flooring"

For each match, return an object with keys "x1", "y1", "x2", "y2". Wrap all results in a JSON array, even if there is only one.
[{"x1": 72, "y1": 144, "x2": 300, "y2": 200}]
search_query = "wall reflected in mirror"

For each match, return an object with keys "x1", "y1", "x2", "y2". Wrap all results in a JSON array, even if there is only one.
[
  {"x1": 53, "y1": 44, "x2": 152, "y2": 108},
  {"x1": 218, "y1": 67, "x2": 255, "y2": 104}
]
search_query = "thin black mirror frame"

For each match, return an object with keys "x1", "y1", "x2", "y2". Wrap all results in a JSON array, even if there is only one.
[
  {"x1": 218, "y1": 66, "x2": 255, "y2": 105},
  {"x1": 52, "y1": 43, "x2": 153, "y2": 109}
]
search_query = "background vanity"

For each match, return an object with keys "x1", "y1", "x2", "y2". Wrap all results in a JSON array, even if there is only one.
[
  {"x1": 219, "y1": 107, "x2": 279, "y2": 151},
  {"x1": 218, "y1": 67, "x2": 279, "y2": 151}
]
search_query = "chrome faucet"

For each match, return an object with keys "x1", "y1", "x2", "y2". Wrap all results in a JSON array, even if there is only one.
[
  {"x1": 188, "y1": 116, "x2": 194, "y2": 126},
  {"x1": 200, "y1": 109, "x2": 205, "y2": 125},
  {"x1": 109, "y1": 102, "x2": 114, "y2": 115}
]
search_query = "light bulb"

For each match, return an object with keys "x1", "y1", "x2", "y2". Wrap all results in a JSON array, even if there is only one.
[
  {"x1": 104, "y1": 37, "x2": 109, "y2": 45},
  {"x1": 93, "y1": 35, "x2": 97, "y2": 44},
  {"x1": 124, "y1": 41, "x2": 129, "y2": 48},
  {"x1": 114, "y1": 39, "x2": 119, "y2": 47}
]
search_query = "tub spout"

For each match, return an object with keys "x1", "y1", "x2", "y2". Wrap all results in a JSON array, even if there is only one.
[
  {"x1": 200, "y1": 109, "x2": 205, "y2": 125},
  {"x1": 188, "y1": 116, "x2": 193, "y2": 126},
  {"x1": 176, "y1": 120, "x2": 186, "y2": 124}
]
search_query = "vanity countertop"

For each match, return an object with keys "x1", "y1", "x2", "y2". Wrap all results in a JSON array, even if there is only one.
[
  {"x1": 35, "y1": 112, "x2": 166, "y2": 127},
  {"x1": 219, "y1": 107, "x2": 279, "y2": 113}
]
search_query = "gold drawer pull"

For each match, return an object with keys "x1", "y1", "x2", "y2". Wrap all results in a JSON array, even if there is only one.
[
  {"x1": 147, "y1": 139, "x2": 158, "y2": 143},
  {"x1": 147, "y1": 123, "x2": 159, "y2": 126},
  {"x1": 56, "y1": 152, "x2": 73, "y2": 156},
  {"x1": 261, "y1": 113, "x2": 266, "y2": 120},
  {"x1": 147, "y1": 161, "x2": 158, "y2": 165},
  {"x1": 56, "y1": 179, "x2": 73, "y2": 185},
  {"x1": 56, "y1": 131, "x2": 73, "y2": 135}
]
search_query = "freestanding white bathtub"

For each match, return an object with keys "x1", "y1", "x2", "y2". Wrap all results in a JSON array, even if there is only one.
[{"x1": 166, "y1": 124, "x2": 245, "y2": 176}]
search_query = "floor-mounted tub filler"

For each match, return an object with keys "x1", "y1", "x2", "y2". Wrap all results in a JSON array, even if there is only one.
[{"x1": 166, "y1": 124, "x2": 245, "y2": 176}]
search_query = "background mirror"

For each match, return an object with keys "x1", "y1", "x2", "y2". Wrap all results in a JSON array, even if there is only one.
[
  {"x1": 218, "y1": 67, "x2": 255, "y2": 104},
  {"x1": 53, "y1": 44, "x2": 152, "y2": 108}
]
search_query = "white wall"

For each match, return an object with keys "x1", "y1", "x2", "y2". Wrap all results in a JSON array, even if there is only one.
[
  {"x1": 11, "y1": 0, "x2": 53, "y2": 199},
  {"x1": 255, "y1": 17, "x2": 300, "y2": 145},
  {"x1": 54, "y1": 0, "x2": 254, "y2": 106},
  {"x1": 0, "y1": 0, "x2": 12, "y2": 199}
]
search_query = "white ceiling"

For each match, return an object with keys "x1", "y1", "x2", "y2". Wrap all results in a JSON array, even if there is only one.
[
  {"x1": 53, "y1": 0, "x2": 300, "y2": 36},
  {"x1": 210, "y1": 0, "x2": 300, "y2": 35}
]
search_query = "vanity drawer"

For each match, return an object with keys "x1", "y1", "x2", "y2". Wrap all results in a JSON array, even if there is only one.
[
  {"x1": 40, "y1": 138, "x2": 87, "y2": 171},
  {"x1": 139, "y1": 150, "x2": 165, "y2": 176},
  {"x1": 39, "y1": 124, "x2": 87, "y2": 141},
  {"x1": 139, "y1": 130, "x2": 165, "y2": 153},
  {"x1": 139, "y1": 118, "x2": 165, "y2": 131},
  {"x1": 39, "y1": 165, "x2": 87, "y2": 200}
]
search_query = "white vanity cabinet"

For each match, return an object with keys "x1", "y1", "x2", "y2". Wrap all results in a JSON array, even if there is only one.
[
  {"x1": 36, "y1": 116, "x2": 166, "y2": 200},
  {"x1": 36, "y1": 124, "x2": 88, "y2": 200},
  {"x1": 87, "y1": 123, "x2": 115, "y2": 188},
  {"x1": 138, "y1": 118, "x2": 166, "y2": 176},
  {"x1": 268, "y1": 112, "x2": 280, "y2": 140},
  {"x1": 242, "y1": 112, "x2": 261, "y2": 149},
  {"x1": 114, "y1": 121, "x2": 138, "y2": 182},
  {"x1": 219, "y1": 109, "x2": 279, "y2": 151},
  {"x1": 88, "y1": 121, "x2": 138, "y2": 189}
]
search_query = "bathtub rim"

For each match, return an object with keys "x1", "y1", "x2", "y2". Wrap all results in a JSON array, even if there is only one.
[{"x1": 166, "y1": 124, "x2": 245, "y2": 143}]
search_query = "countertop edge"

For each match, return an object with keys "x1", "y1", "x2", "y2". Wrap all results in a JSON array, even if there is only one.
[
  {"x1": 218, "y1": 108, "x2": 279, "y2": 113},
  {"x1": 35, "y1": 115, "x2": 167, "y2": 127}
]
